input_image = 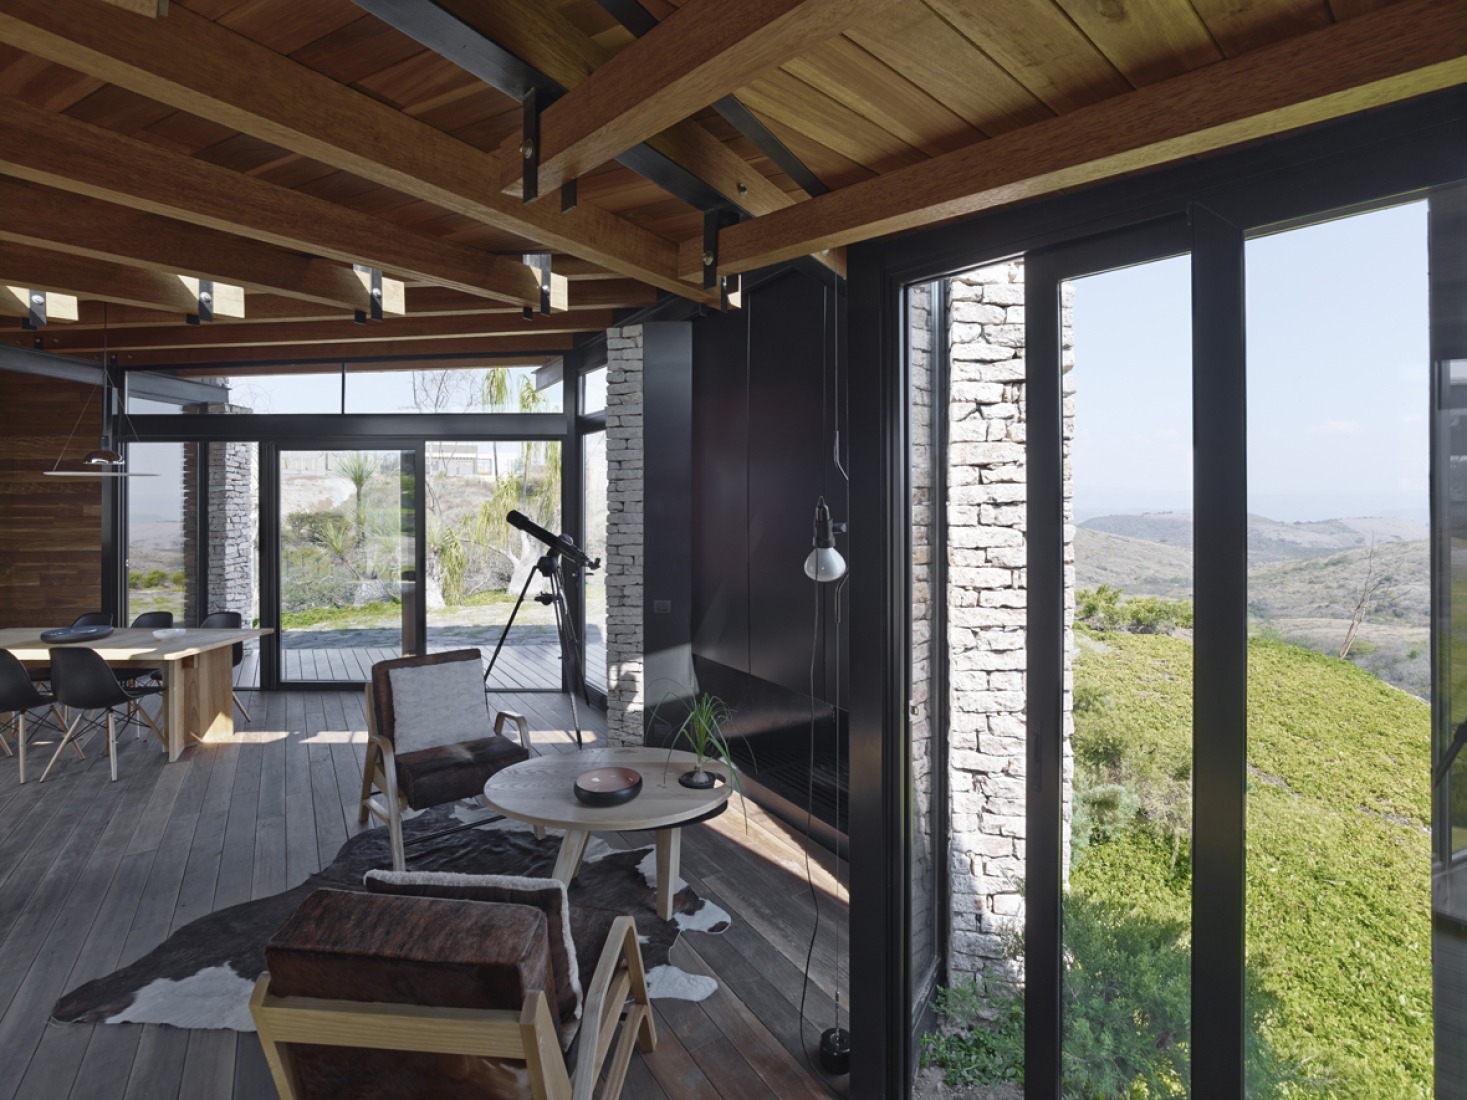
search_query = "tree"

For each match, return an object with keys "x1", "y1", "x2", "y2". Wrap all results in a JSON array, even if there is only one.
[
  {"x1": 333, "y1": 451, "x2": 377, "y2": 547},
  {"x1": 1340, "y1": 537, "x2": 1388, "y2": 659}
]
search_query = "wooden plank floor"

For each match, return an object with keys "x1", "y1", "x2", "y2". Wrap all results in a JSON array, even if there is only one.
[{"x1": 0, "y1": 689, "x2": 849, "y2": 1100}]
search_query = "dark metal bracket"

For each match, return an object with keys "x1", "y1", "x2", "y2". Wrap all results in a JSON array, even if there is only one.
[
  {"x1": 523, "y1": 252, "x2": 553, "y2": 318},
  {"x1": 186, "y1": 278, "x2": 216, "y2": 325},
  {"x1": 19, "y1": 289, "x2": 44, "y2": 330},
  {"x1": 353, "y1": 267, "x2": 384, "y2": 324},
  {"x1": 521, "y1": 88, "x2": 547, "y2": 204},
  {"x1": 703, "y1": 208, "x2": 738, "y2": 291},
  {"x1": 719, "y1": 272, "x2": 741, "y2": 313}
]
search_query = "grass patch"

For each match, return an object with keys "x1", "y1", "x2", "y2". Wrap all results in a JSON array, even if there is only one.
[{"x1": 926, "y1": 633, "x2": 1432, "y2": 1097}]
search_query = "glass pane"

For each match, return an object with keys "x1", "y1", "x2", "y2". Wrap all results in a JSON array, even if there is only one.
[
  {"x1": 1449, "y1": 356, "x2": 1467, "y2": 864},
  {"x1": 424, "y1": 440, "x2": 562, "y2": 691},
  {"x1": 582, "y1": 365, "x2": 607, "y2": 414},
  {"x1": 345, "y1": 364, "x2": 562, "y2": 414},
  {"x1": 126, "y1": 442, "x2": 194, "y2": 624},
  {"x1": 280, "y1": 449, "x2": 414, "y2": 682},
  {"x1": 1067, "y1": 255, "x2": 1193, "y2": 1097},
  {"x1": 583, "y1": 430, "x2": 608, "y2": 694},
  {"x1": 225, "y1": 371, "x2": 342, "y2": 414},
  {"x1": 1246, "y1": 203, "x2": 1432, "y2": 1095}
]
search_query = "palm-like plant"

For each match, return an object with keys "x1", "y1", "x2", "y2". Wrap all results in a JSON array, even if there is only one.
[
  {"x1": 333, "y1": 451, "x2": 377, "y2": 547},
  {"x1": 658, "y1": 693, "x2": 752, "y2": 822}
]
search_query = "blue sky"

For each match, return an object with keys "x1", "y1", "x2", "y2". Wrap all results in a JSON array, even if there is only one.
[{"x1": 1069, "y1": 201, "x2": 1430, "y2": 522}]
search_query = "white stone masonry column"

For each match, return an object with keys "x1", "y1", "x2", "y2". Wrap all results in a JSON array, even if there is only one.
[
  {"x1": 605, "y1": 325, "x2": 646, "y2": 746},
  {"x1": 945, "y1": 261, "x2": 1075, "y2": 996}
]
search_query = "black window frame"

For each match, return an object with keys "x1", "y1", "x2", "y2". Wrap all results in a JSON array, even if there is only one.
[{"x1": 846, "y1": 86, "x2": 1467, "y2": 1100}]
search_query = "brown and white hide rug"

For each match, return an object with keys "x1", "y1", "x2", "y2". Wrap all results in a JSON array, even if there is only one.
[{"x1": 53, "y1": 804, "x2": 730, "y2": 1031}]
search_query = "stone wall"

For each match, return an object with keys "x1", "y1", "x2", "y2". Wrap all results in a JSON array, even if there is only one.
[
  {"x1": 909, "y1": 283, "x2": 940, "y2": 977},
  {"x1": 945, "y1": 260, "x2": 1075, "y2": 993},
  {"x1": 182, "y1": 409, "x2": 256, "y2": 627},
  {"x1": 604, "y1": 325, "x2": 646, "y2": 746}
]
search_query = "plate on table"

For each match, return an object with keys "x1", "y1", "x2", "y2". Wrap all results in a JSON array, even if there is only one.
[
  {"x1": 153, "y1": 628, "x2": 188, "y2": 639},
  {"x1": 39, "y1": 625, "x2": 114, "y2": 644},
  {"x1": 574, "y1": 767, "x2": 643, "y2": 807}
]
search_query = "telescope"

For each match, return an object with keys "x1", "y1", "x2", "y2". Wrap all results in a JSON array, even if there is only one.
[{"x1": 506, "y1": 509, "x2": 600, "y2": 572}]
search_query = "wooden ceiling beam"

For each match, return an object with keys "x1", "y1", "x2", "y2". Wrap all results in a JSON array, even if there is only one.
[
  {"x1": 108, "y1": 334, "x2": 577, "y2": 368},
  {"x1": 0, "y1": 179, "x2": 395, "y2": 313},
  {"x1": 496, "y1": 0, "x2": 893, "y2": 198},
  {"x1": 712, "y1": 0, "x2": 1467, "y2": 274},
  {"x1": 2, "y1": 281, "x2": 656, "y2": 330},
  {"x1": 28, "y1": 310, "x2": 617, "y2": 353},
  {"x1": 415, "y1": 0, "x2": 797, "y2": 218},
  {"x1": 0, "y1": 98, "x2": 543, "y2": 307},
  {"x1": 0, "y1": 0, "x2": 706, "y2": 300},
  {"x1": 0, "y1": 241, "x2": 243, "y2": 316}
]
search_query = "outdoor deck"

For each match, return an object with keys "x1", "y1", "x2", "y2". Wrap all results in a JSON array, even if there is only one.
[
  {"x1": 240, "y1": 632, "x2": 608, "y2": 694},
  {"x1": 0, "y1": 689, "x2": 848, "y2": 1100}
]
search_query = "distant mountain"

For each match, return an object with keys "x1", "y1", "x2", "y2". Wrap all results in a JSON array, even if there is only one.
[
  {"x1": 1079, "y1": 512, "x2": 1427, "y2": 566},
  {"x1": 1074, "y1": 529, "x2": 1194, "y2": 599},
  {"x1": 1074, "y1": 512, "x2": 1430, "y2": 696}
]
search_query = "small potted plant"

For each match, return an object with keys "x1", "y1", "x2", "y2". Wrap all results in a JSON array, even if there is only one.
[{"x1": 669, "y1": 692, "x2": 735, "y2": 788}]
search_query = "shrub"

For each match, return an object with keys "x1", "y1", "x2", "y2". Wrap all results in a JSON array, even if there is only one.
[
  {"x1": 1076, "y1": 587, "x2": 1193, "y2": 635},
  {"x1": 921, "y1": 979, "x2": 1024, "y2": 1088}
]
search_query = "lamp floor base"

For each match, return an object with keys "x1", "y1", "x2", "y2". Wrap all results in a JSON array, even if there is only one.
[{"x1": 819, "y1": 1027, "x2": 851, "y2": 1075}]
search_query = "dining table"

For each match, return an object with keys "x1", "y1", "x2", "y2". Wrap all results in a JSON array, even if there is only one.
[{"x1": 0, "y1": 626, "x2": 270, "y2": 762}]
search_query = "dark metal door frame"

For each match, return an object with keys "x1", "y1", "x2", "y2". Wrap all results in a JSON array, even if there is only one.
[{"x1": 846, "y1": 89, "x2": 1467, "y2": 1100}]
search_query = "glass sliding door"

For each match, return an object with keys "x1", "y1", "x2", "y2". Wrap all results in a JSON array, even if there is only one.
[
  {"x1": 424, "y1": 439, "x2": 562, "y2": 691},
  {"x1": 278, "y1": 447, "x2": 416, "y2": 683},
  {"x1": 1062, "y1": 250, "x2": 1196, "y2": 1097},
  {"x1": 125, "y1": 441, "x2": 195, "y2": 624},
  {"x1": 1245, "y1": 203, "x2": 1434, "y2": 1095},
  {"x1": 1432, "y1": 183, "x2": 1467, "y2": 1096}
]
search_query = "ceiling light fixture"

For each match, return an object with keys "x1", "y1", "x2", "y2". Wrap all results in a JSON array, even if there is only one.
[{"x1": 45, "y1": 303, "x2": 155, "y2": 478}]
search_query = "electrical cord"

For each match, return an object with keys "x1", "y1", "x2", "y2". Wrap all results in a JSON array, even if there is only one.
[{"x1": 798, "y1": 569, "x2": 827, "y2": 1080}]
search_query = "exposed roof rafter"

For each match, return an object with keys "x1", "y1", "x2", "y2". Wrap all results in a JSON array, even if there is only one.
[
  {"x1": 711, "y1": 0, "x2": 1467, "y2": 274},
  {"x1": 0, "y1": 0, "x2": 708, "y2": 301}
]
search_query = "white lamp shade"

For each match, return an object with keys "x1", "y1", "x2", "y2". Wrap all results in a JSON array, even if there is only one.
[{"x1": 804, "y1": 546, "x2": 847, "y2": 582}]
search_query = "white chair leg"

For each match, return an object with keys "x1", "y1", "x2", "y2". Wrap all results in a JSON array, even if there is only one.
[
  {"x1": 39, "y1": 714, "x2": 85, "y2": 783},
  {"x1": 107, "y1": 711, "x2": 118, "y2": 783},
  {"x1": 17, "y1": 713, "x2": 25, "y2": 784}
]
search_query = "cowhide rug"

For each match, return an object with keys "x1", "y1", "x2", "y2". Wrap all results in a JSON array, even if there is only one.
[{"x1": 53, "y1": 804, "x2": 730, "y2": 1032}]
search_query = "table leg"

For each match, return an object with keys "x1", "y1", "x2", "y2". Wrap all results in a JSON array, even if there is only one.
[
  {"x1": 163, "y1": 649, "x2": 235, "y2": 762},
  {"x1": 655, "y1": 828, "x2": 682, "y2": 920},
  {"x1": 551, "y1": 829, "x2": 591, "y2": 885}
]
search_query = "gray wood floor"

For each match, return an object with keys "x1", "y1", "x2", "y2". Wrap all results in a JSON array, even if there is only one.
[{"x1": 0, "y1": 687, "x2": 849, "y2": 1099}]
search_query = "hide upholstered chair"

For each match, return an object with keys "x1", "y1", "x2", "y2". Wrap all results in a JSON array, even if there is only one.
[
  {"x1": 199, "y1": 611, "x2": 251, "y2": 722},
  {"x1": 361, "y1": 649, "x2": 533, "y2": 871},
  {"x1": 249, "y1": 877, "x2": 655, "y2": 1100}
]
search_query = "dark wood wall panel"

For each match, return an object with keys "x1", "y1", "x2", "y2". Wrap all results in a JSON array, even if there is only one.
[{"x1": 0, "y1": 372, "x2": 103, "y2": 625}]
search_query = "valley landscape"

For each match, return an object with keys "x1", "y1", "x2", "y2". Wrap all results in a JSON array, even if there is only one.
[{"x1": 1076, "y1": 512, "x2": 1430, "y2": 697}]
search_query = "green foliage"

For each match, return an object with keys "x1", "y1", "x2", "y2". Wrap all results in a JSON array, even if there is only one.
[
  {"x1": 1076, "y1": 586, "x2": 1193, "y2": 634},
  {"x1": 921, "y1": 980, "x2": 1024, "y2": 1087},
  {"x1": 1073, "y1": 634, "x2": 1432, "y2": 1096}
]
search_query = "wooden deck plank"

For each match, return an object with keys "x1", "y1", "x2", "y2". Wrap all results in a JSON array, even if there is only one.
[{"x1": 0, "y1": 687, "x2": 841, "y2": 1100}]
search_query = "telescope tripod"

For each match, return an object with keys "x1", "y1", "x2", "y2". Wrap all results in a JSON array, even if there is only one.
[{"x1": 483, "y1": 550, "x2": 588, "y2": 749}]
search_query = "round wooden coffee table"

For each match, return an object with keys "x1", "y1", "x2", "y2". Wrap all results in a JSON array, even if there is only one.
[{"x1": 483, "y1": 747, "x2": 732, "y2": 919}]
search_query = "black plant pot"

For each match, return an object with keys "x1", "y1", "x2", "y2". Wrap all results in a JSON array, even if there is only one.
[{"x1": 678, "y1": 768, "x2": 719, "y2": 790}]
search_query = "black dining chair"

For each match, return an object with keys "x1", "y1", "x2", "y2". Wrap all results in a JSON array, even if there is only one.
[
  {"x1": 43, "y1": 647, "x2": 164, "y2": 783},
  {"x1": 200, "y1": 611, "x2": 251, "y2": 722},
  {"x1": 121, "y1": 611, "x2": 172, "y2": 744},
  {"x1": 0, "y1": 649, "x2": 72, "y2": 784},
  {"x1": 29, "y1": 612, "x2": 115, "y2": 687}
]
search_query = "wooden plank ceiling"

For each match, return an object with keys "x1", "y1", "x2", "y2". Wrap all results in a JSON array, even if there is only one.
[{"x1": 0, "y1": 0, "x2": 1460, "y2": 376}]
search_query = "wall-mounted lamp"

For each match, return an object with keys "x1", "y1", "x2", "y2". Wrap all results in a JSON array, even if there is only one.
[{"x1": 803, "y1": 496, "x2": 847, "y2": 582}]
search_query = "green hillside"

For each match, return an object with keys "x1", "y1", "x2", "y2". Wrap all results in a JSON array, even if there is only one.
[{"x1": 1071, "y1": 633, "x2": 1432, "y2": 1097}]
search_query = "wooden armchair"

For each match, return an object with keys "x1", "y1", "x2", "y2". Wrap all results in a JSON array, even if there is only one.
[
  {"x1": 360, "y1": 650, "x2": 533, "y2": 871},
  {"x1": 249, "y1": 883, "x2": 657, "y2": 1100}
]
